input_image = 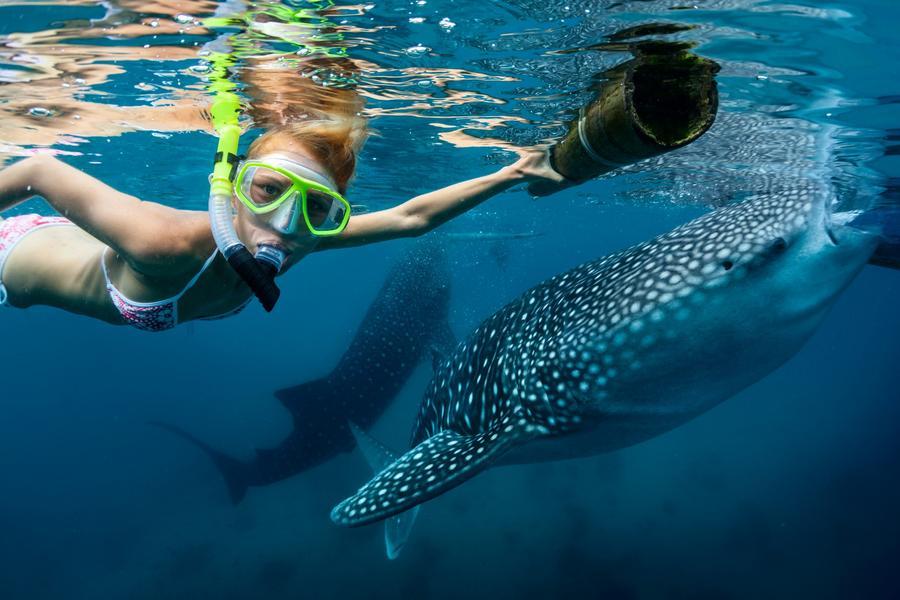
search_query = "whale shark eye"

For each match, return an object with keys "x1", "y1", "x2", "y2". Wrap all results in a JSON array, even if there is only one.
[
  {"x1": 771, "y1": 237, "x2": 787, "y2": 252},
  {"x1": 722, "y1": 260, "x2": 734, "y2": 271}
]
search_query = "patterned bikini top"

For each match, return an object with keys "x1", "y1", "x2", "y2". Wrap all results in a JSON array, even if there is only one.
[{"x1": 101, "y1": 247, "x2": 251, "y2": 332}]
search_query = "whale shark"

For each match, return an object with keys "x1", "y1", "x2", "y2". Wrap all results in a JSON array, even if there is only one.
[
  {"x1": 155, "y1": 240, "x2": 455, "y2": 504},
  {"x1": 331, "y1": 178, "x2": 897, "y2": 557}
]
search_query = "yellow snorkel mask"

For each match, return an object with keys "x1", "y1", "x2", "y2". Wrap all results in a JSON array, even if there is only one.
[{"x1": 234, "y1": 155, "x2": 351, "y2": 236}]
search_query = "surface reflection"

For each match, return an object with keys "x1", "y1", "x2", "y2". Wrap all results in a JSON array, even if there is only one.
[{"x1": 0, "y1": 0, "x2": 884, "y2": 211}]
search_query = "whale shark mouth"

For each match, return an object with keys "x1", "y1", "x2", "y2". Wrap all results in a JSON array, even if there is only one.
[
  {"x1": 822, "y1": 210, "x2": 885, "y2": 259},
  {"x1": 829, "y1": 210, "x2": 870, "y2": 245},
  {"x1": 821, "y1": 200, "x2": 866, "y2": 246}
]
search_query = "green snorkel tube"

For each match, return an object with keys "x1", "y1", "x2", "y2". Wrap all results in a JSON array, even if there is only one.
[{"x1": 208, "y1": 54, "x2": 285, "y2": 312}]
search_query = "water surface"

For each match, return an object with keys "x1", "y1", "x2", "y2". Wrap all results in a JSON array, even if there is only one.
[{"x1": 0, "y1": 0, "x2": 898, "y2": 598}]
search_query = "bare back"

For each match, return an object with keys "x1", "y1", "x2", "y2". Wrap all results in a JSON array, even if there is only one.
[{"x1": 1, "y1": 214, "x2": 251, "y2": 324}]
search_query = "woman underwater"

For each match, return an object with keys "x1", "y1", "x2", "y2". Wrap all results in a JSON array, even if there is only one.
[
  {"x1": 0, "y1": 111, "x2": 570, "y2": 331},
  {"x1": 0, "y1": 114, "x2": 567, "y2": 332},
  {"x1": 0, "y1": 1, "x2": 575, "y2": 331}
]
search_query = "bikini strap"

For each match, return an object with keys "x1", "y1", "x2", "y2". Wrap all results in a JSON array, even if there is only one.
[
  {"x1": 172, "y1": 250, "x2": 220, "y2": 300},
  {"x1": 100, "y1": 246, "x2": 112, "y2": 281},
  {"x1": 101, "y1": 247, "x2": 219, "y2": 301}
]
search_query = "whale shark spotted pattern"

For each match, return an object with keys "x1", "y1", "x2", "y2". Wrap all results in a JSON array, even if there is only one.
[{"x1": 332, "y1": 179, "x2": 892, "y2": 536}]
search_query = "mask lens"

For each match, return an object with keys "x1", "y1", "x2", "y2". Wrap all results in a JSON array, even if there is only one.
[
  {"x1": 305, "y1": 188, "x2": 348, "y2": 233},
  {"x1": 244, "y1": 166, "x2": 293, "y2": 208},
  {"x1": 305, "y1": 189, "x2": 334, "y2": 227}
]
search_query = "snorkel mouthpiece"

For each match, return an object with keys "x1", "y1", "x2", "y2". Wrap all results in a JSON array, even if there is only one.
[
  {"x1": 225, "y1": 246, "x2": 282, "y2": 312},
  {"x1": 255, "y1": 243, "x2": 287, "y2": 273},
  {"x1": 209, "y1": 178, "x2": 284, "y2": 312}
]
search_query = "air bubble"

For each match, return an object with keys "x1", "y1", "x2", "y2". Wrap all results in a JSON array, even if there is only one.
[
  {"x1": 28, "y1": 107, "x2": 53, "y2": 117},
  {"x1": 405, "y1": 44, "x2": 430, "y2": 56}
]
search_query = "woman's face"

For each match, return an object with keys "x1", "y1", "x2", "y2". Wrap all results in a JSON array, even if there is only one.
[{"x1": 233, "y1": 145, "x2": 337, "y2": 273}]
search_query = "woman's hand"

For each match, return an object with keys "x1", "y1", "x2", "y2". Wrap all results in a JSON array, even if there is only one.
[
  {"x1": 502, "y1": 147, "x2": 572, "y2": 197},
  {"x1": 319, "y1": 145, "x2": 578, "y2": 250}
]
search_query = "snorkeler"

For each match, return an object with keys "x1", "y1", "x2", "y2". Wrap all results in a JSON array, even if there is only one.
[
  {"x1": 0, "y1": 0, "x2": 721, "y2": 330},
  {"x1": 0, "y1": 0, "x2": 568, "y2": 330},
  {"x1": 0, "y1": 122, "x2": 566, "y2": 331}
]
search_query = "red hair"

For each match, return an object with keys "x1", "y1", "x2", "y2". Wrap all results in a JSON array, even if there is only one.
[{"x1": 247, "y1": 118, "x2": 367, "y2": 194}]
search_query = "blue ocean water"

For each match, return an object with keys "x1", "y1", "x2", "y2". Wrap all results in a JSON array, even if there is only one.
[{"x1": 1, "y1": 1, "x2": 899, "y2": 598}]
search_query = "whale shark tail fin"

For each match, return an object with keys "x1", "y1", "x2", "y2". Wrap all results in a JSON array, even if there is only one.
[
  {"x1": 150, "y1": 421, "x2": 250, "y2": 505},
  {"x1": 333, "y1": 419, "x2": 534, "y2": 541},
  {"x1": 347, "y1": 422, "x2": 419, "y2": 559},
  {"x1": 274, "y1": 378, "x2": 333, "y2": 418}
]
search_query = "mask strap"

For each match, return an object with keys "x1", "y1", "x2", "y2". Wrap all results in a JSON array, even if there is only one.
[{"x1": 213, "y1": 151, "x2": 245, "y2": 182}]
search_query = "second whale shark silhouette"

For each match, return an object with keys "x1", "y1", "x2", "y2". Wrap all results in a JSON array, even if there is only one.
[
  {"x1": 331, "y1": 179, "x2": 898, "y2": 557},
  {"x1": 155, "y1": 239, "x2": 455, "y2": 504}
]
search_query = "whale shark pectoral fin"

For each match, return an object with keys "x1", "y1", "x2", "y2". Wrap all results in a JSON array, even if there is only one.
[
  {"x1": 385, "y1": 506, "x2": 420, "y2": 560},
  {"x1": 348, "y1": 421, "x2": 397, "y2": 473},
  {"x1": 347, "y1": 422, "x2": 419, "y2": 559},
  {"x1": 331, "y1": 420, "x2": 533, "y2": 528}
]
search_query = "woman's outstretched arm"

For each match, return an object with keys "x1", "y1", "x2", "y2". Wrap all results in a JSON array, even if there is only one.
[
  {"x1": 317, "y1": 149, "x2": 567, "y2": 250},
  {"x1": 0, "y1": 155, "x2": 197, "y2": 271}
]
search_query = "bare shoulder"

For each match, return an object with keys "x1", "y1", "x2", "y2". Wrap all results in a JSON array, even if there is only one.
[{"x1": 126, "y1": 208, "x2": 215, "y2": 276}]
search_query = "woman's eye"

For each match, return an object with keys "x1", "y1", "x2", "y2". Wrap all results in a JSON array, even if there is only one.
[
  {"x1": 307, "y1": 192, "x2": 332, "y2": 213},
  {"x1": 253, "y1": 182, "x2": 285, "y2": 201}
]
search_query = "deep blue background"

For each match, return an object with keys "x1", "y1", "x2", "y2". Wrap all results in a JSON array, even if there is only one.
[{"x1": 1, "y1": 0, "x2": 899, "y2": 598}]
